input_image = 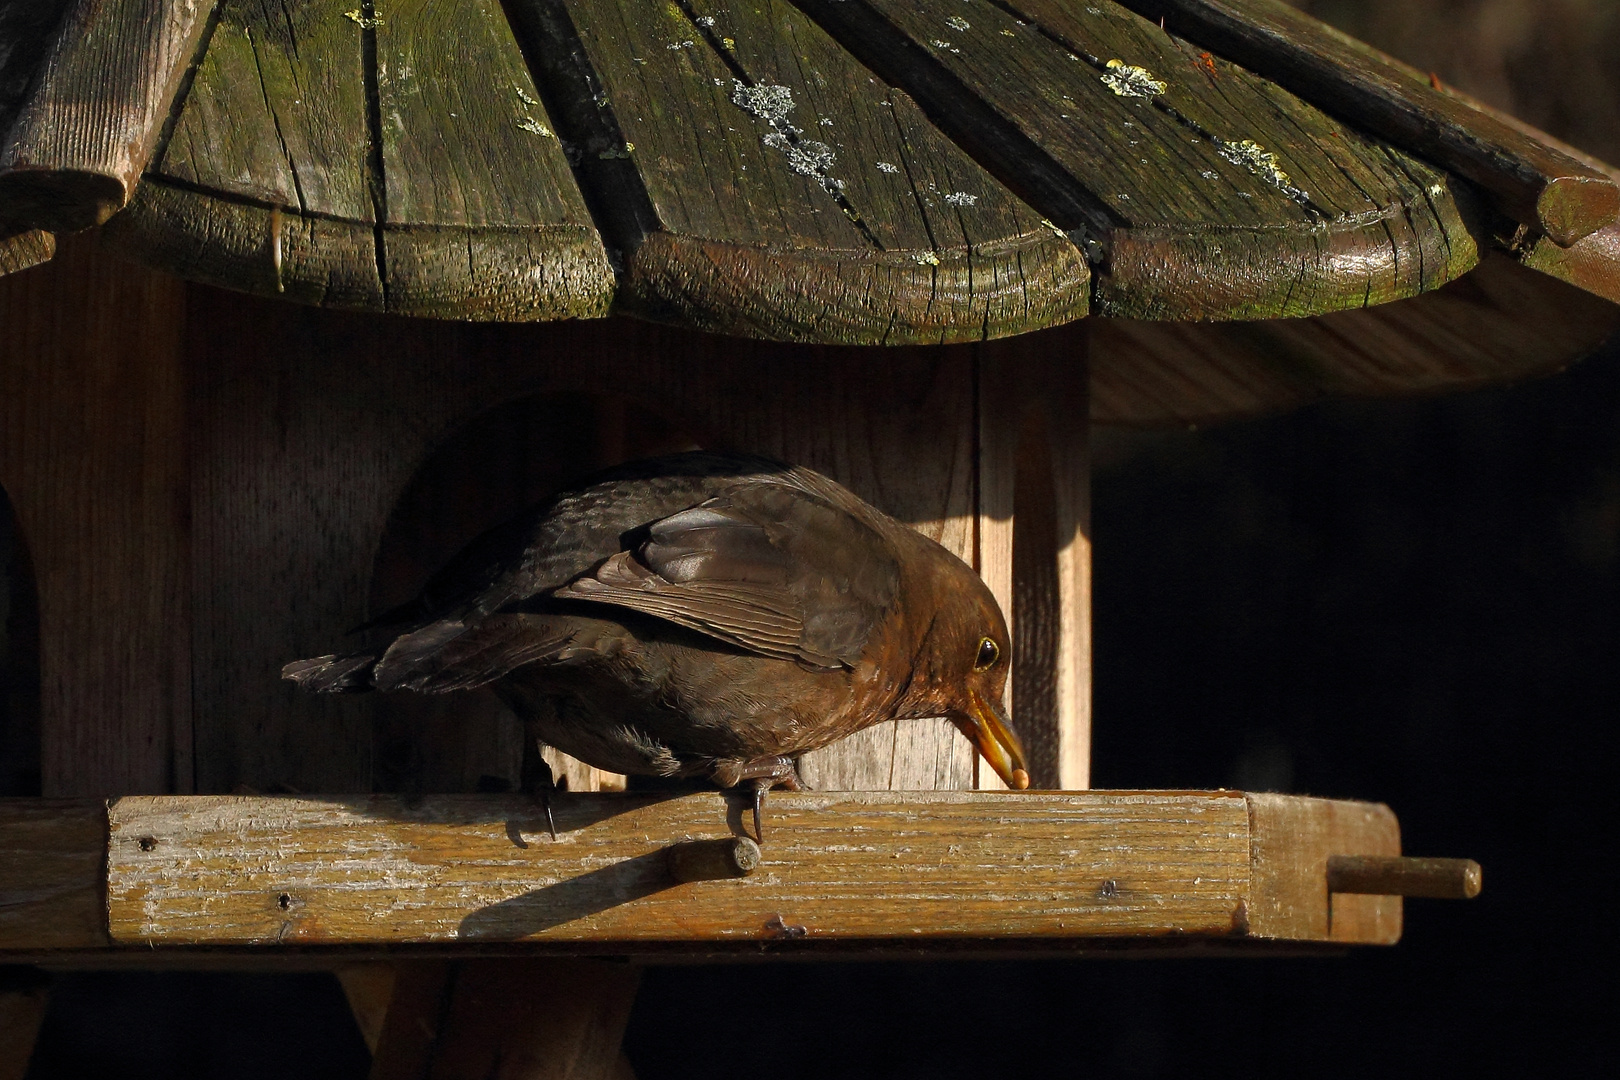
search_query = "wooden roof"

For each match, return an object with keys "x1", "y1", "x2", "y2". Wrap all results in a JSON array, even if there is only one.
[{"x1": 2, "y1": 0, "x2": 1619, "y2": 423}]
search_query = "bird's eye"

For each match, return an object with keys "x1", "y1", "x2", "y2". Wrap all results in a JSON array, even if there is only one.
[{"x1": 974, "y1": 637, "x2": 1000, "y2": 671}]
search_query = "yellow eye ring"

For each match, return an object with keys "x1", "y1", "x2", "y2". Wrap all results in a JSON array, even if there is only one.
[{"x1": 974, "y1": 637, "x2": 1000, "y2": 671}]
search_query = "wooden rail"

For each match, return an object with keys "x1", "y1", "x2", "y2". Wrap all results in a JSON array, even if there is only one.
[{"x1": 0, "y1": 790, "x2": 1440, "y2": 957}]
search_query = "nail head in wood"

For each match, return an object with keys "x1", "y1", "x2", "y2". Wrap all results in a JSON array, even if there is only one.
[
  {"x1": 1327, "y1": 855, "x2": 1482, "y2": 899},
  {"x1": 666, "y1": 837, "x2": 762, "y2": 883}
]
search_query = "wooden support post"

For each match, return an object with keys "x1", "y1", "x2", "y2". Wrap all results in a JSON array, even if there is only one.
[
  {"x1": 0, "y1": 967, "x2": 50, "y2": 1080},
  {"x1": 370, "y1": 960, "x2": 640, "y2": 1080},
  {"x1": 978, "y1": 322, "x2": 1091, "y2": 789}
]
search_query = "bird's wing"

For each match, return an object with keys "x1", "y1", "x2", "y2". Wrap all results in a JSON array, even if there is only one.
[
  {"x1": 370, "y1": 615, "x2": 589, "y2": 693},
  {"x1": 551, "y1": 482, "x2": 900, "y2": 669}
]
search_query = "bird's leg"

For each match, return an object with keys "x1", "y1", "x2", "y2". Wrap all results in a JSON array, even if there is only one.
[
  {"x1": 520, "y1": 726, "x2": 559, "y2": 839},
  {"x1": 731, "y1": 756, "x2": 803, "y2": 843}
]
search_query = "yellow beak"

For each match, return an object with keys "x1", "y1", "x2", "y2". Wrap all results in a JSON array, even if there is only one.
[{"x1": 951, "y1": 689, "x2": 1030, "y2": 789}]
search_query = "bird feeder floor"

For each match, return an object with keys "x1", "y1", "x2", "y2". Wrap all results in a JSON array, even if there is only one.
[{"x1": 0, "y1": 790, "x2": 1401, "y2": 961}]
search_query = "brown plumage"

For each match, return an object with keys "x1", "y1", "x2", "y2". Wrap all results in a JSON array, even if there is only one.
[{"x1": 284, "y1": 453, "x2": 1028, "y2": 831}]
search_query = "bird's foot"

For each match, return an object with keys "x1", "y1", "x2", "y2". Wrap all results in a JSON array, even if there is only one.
[
  {"x1": 520, "y1": 748, "x2": 559, "y2": 840},
  {"x1": 726, "y1": 756, "x2": 803, "y2": 843}
]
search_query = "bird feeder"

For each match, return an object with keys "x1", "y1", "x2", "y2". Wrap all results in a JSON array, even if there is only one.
[{"x1": 2, "y1": 0, "x2": 1614, "y2": 1072}]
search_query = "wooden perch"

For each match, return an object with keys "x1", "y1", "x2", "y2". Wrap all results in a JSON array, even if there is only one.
[
  {"x1": 1327, "y1": 855, "x2": 1482, "y2": 900},
  {"x1": 0, "y1": 790, "x2": 1409, "y2": 955},
  {"x1": 0, "y1": 0, "x2": 212, "y2": 232},
  {"x1": 1115, "y1": 0, "x2": 1620, "y2": 246}
]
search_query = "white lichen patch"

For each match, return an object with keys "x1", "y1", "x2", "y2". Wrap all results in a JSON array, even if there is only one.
[
  {"x1": 914, "y1": 251, "x2": 941, "y2": 266},
  {"x1": 696, "y1": 15, "x2": 716, "y2": 26},
  {"x1": 731, "y1": 81, "x2": 795, "y2": 124},
  {"x1": 516, "y1": 117, "x2": 553, "y2": 138},
  {"x1": 515, "y1": 87, "x2": 540, "y2": 107},
  {"x1": 667, "y1": 39, "x2": 695, "y2": 49},
  {"x1": 1217, "y1": 138, "x2": 1293, "y2": 190},
  {"x1": 944, "y1": 192, "x2": 978, "y2": 207},
  {"x1": 876, "y1": 162, "x2": 900, "y2": 174},
  {"x1": 946, "y1": 16, "x2": 970, "y2": 31},
  {"x1": 764, "y1": 133, "x2": 835, "y2": 178},
  {"x1": 1101, "y1": 59, "x2": 1166, "y2": 98},
  {"x1": 343, "y1": 9, "x2": 382, "y2": 29}
]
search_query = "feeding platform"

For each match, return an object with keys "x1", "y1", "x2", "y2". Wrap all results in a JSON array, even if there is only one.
[{"x1": 0, "y1": 790, "x2": 1479, "y2": 959}]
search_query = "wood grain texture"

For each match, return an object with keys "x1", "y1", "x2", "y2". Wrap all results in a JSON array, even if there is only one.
[
  {"x1": 1247, "y1": 792, "x2": 1400, "y2": 944},
  {"x1": 0, "y1": 232, "x2": 192, "y2": 797},
  {"x1": 0, "y1": 0, "x2": 213, "y2": 232},
  {"x1": 103, "y1": 791, "x2": 1251, "y2": 946},
  {"x1": 0, "y1": 1, "x2": 74, "y2": 177},
  {"x1": 370, "y1": 960, "x2": 639, "y2": 1080},
  {"x1": 174, "y1": 284, "x2": 975, "y2": 795},
  {"x1": 1089, "y1": 251, "x2": 1620, "y2": 424},
  {"x1": 978, "y1": 323, "x2": 1090, "y2": 790},
  {"x1": 1115, "y1": 0, "x2": 1620, "y2": 246},
  {"x1": 507, "y1": 0, "x2": 1088, "y2": 342},
  {"x1": 0, "y1": 228, "x2": 53, "y2": 277},
  {"x1": 336, "y1": 963, "x2": 396, "y2": 1055},
  {"x1": 0, "y1": 799, "x2": 107, "y2": 950},
  {"x1": 798, "y1": 0, "x2": 1478, "y2": 320}
]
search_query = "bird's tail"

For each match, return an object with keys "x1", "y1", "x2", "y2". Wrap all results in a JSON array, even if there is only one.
[{"x1": 282, "y1": 652, "x2": 379, "y2": 693}]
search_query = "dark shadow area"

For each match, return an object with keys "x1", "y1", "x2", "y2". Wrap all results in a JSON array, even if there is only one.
[
  {"x1": 0, "y1": 484, "x2": 40, "y2": 796},
  {"x1": 457, "y1": 849, "x2": 676, "y2": 939},
  {"x1": 25, "y1": 971, "x2": 369, "y2": 1080}
]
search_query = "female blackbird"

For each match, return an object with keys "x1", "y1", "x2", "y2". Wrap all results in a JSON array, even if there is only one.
[{"x1": 285, "y1": 452, "x2": 1029, "y2": 831}]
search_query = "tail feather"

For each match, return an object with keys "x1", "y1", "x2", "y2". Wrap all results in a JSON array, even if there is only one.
[{"x1": 281, "y1": 653, "x2": 378, "y2": 693}]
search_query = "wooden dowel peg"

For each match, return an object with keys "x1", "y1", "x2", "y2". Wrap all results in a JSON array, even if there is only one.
[
  {"x1": 666, "y1": 837, "x2": 761, "y2": 883},
  {"x1": 1327, "y1": 855, "x2": 1482, "y2": 899}
]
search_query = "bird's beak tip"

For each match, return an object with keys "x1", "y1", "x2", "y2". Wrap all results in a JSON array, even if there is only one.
[{"x1": 956, "y1": 690, "x2": 1029, "y2": 790}]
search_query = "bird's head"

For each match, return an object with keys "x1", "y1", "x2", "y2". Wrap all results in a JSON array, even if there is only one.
[{"x1": 898, "y1": 542, "x2": 1029, "y2": 790}]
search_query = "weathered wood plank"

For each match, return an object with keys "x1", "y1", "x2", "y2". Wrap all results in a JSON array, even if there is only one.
[
  {"x1": 0, "y1": 0, "x2": 213, "y2": 232},
  {"x1": 1115, "y1": 0, "x2": 1620, "y2": 246},
  {"x1": 372, "y1": 0, "x2": 614, "y2": 318},
  {"x1": 504, "y1": 0, "x2": 1087, "y2": 342},
  {"x1": 104, "y1": 791, "x2": 1254, "y2": 945},
  {"x1": 1089, "y1": 252, "x2": 1620, "y2": 424},
  {"x1": 979, "y1": 324, "x2": 1090, "y2": 790},
  {"x1": 801, "y1": 0, "x2": 1478, "y2": 320},
  {"x1": 0, "y1": 1, "x2": 74, "y2": 164},
  {"x1": 0, "y1": 799, "x2": 107, "y2": 950},
  {"x1": 1247, "y1": 792, "x2": 1400, "y2": 944},
  {"x1": 0, "y1": 232, "x2": 192, "y2": 797}
]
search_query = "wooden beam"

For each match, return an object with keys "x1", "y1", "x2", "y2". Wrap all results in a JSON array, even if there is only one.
[
  {"x1": 0, "y1": 0, "x2": 214, "y2": 232},
  {"x1": 0, "y1": 229, "x2": 52, "y2": 278},
  {"x1": 0, "y1": 799, "x2": 107, "y2": 950},
  {"x1": 1113, "y1": 0, "x2": 1619, "y2": 246}
]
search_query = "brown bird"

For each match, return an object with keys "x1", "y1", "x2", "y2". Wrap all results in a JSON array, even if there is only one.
[{"x1": 284, "y1": 452, "x2": 1029, "y2": 835}]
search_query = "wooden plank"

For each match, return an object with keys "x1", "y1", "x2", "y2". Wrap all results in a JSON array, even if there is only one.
[
  {"x1": 0, "y1": 0, "x2": 213, "y2": 232},
  {"x1": 504, "y1": 0, "x2": 1087, "y2": 343},
  {"x1": 979, "y1": 324, "x2": 1090, "y2": 790},
  {"x1": 0, "y1": 232, "x2": 192, "y2": 797},
  {"x1": 0, "y1": 799, "x2": 107, "y2": 951},
  {"x1": 336, "y1": 963, "x2": 397, "y2": 1056},
  {"x1": 372, "y1": 0, "x2": 613, "y2": 318},
  {"x1": 1114, "y1": 0, "x2": 1620, "y2": 246},
  {"x1": 797, "y1": 0, "x2": 1479, "y2": 320},
  {"x1": 1089, "y1": 252, "x2": 1620, "y2": 424},
  {"x1": 104, "y1": 792, "x2": 1257, "y2": 946},
  {"x1": 0, "y1": 0, "x2": 74, "y2": 161},
  {"x1": 1247, "y1": 792, "x2": 1400, "y2": 944},
  {"x1": 0, "y1": 228, "x2": 53, "y2": 277}
]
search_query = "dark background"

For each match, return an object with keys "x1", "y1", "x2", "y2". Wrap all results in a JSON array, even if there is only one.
[{"x1": 6, "y1": 0, "x2": 1617, "y2": 1075}]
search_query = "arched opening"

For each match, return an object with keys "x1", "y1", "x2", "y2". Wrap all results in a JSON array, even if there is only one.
[
  {"x1": 368, "y1": 393, "x2": 699, "y2": 794},
  {"x1": 0, "y1": 484, "x2": 41, "y2": 795}
]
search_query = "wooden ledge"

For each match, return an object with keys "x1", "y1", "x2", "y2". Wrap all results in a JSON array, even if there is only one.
[{"x1": 1, "y1": 791, "x2": 1406, "y2": 958}]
